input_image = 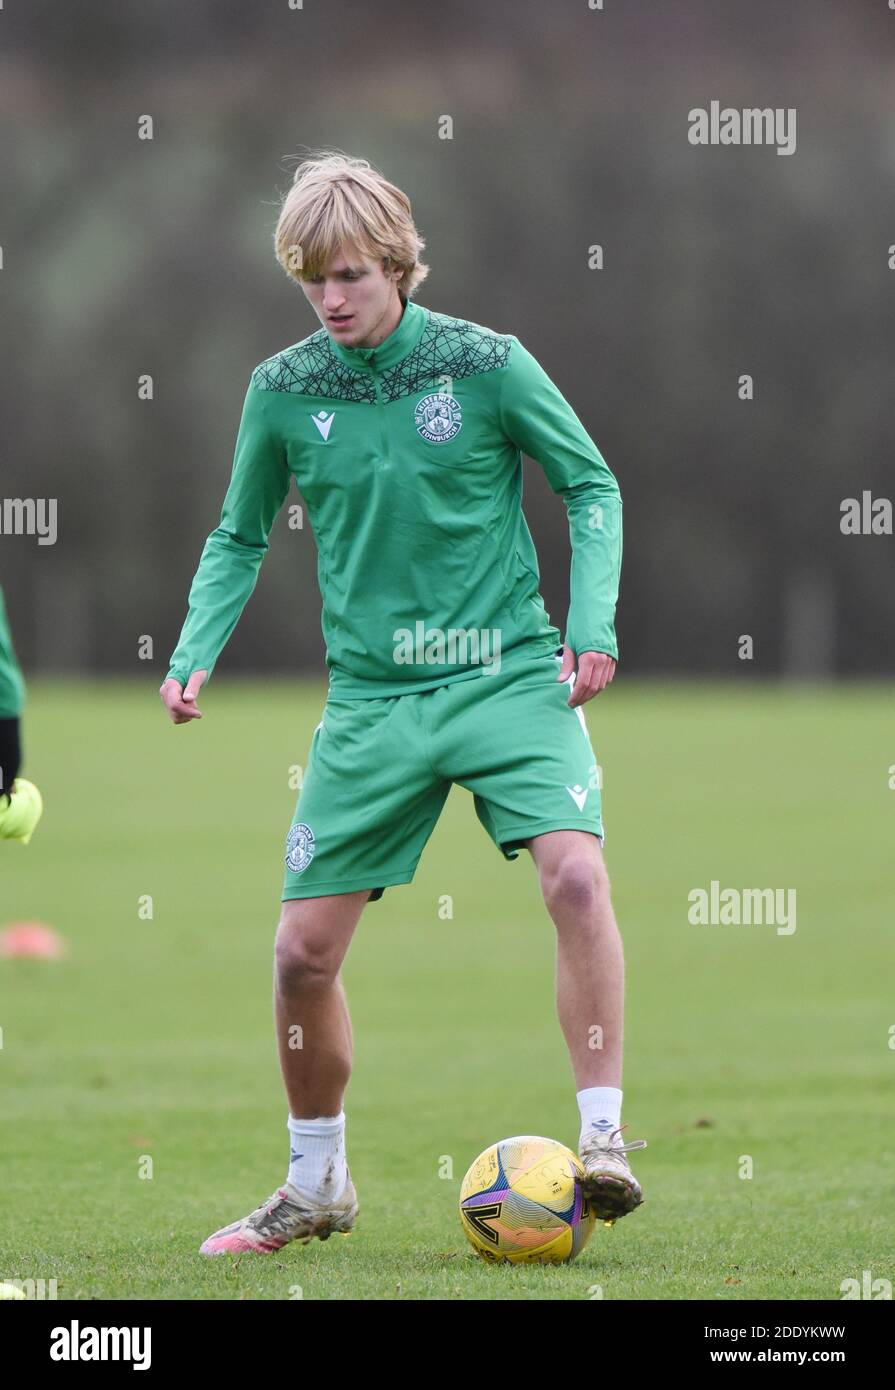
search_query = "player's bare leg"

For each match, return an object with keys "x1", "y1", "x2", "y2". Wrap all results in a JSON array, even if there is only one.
[
  {"x1": 199, "y1": 890, "x2": 369, "y2": 1256},
  {"x1": 527, "y1": 829, "x2": 646, "y2": 1221},
  {"x1": 526, "y1": 830, "x2": 622, "y2": 1087},
  {"x1": 273, "y1": 890, "x2": 369, "y2": 1118}
]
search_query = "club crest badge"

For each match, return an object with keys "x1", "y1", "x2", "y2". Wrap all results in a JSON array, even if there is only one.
[
  {"x1": 285, "y1": 823, "x2": 316, "y2": 874},
  {"x1": 414, "y1": 392, "x2": 462, "y2": 443}
]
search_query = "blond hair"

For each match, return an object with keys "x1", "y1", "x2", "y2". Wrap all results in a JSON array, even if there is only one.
[{"x1": 274, "y1": 151, "x2": 429, "y2": 302}]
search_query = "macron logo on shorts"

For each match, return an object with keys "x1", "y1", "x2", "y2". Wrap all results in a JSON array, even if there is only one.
[{"x1": 566, "y1": 784, "x2": 589, "y2": 811}]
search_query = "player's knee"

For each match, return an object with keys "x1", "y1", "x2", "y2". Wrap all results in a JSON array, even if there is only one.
[
  {"x1": 274, "y1": 913, "x2": 339, "y2": 989},
  {"x1": 540, "y1": 854, "x2": 609, "y2": 917}
]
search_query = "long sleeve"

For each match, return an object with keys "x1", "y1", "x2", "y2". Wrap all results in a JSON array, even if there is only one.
[
  {"x1": 0, "y1": 586, "x2": 25, "y2": 718},
  {"x1": 498, "y1": 336, "x2": 622, "y2": 660},
  {"x1": 166, "y1": 378, "x2": 291, "y2": 685}
]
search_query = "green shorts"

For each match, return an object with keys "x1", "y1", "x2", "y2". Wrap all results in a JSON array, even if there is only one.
[{"x1": 282, "y1": 647, "x2": 604, "y2": 902}]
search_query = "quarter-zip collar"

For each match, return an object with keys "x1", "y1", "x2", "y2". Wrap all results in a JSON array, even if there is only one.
[{"x1": 328, "y1": 296, "x2": 427, "y2": 373}]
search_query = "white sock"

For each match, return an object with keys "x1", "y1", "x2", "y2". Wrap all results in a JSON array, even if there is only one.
[
  {"x1": 577, "y1": 1086, "x2": 622, "y2": 1145},
  {"x1": 287, "y1": 1111, "x2": 347, "y2": 1202}
]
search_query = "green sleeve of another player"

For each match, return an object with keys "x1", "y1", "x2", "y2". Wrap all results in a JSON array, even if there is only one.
[
  {"x1": 0, "y1": 586, "x2": 26, "y2": 718},
  {"x1": 498, "y1": 337, "x2": 623, "y2": 661},
  {"x1": 166, "y1": 379, "x2": 291, "y2": 686}
]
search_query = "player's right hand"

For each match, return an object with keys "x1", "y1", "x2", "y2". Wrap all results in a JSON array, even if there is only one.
[{"x1": 159, "y1": 669, "x2": 208, "y2": 724}]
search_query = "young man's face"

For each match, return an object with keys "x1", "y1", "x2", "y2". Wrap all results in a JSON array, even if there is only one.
[{"x1": 299, "y1": 247, "x2": 404, "y2": 349}]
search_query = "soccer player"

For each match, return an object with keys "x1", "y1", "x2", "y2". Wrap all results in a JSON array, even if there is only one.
[
  {"x1": 0, "y1": 585, "x2": 25, "y2": 803},
  {"x1": 161, "y1": 152, "x2": 646, "y2": 1256}
]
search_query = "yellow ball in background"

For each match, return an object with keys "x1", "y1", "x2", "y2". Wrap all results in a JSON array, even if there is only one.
[{"x1": 0, "y1": 778, "x2": 44, "y2": 845}]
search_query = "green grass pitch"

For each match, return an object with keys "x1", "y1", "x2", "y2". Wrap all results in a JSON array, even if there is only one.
[{"x1": 1, "y1": 679, "x2": 892, "y2": 1300}]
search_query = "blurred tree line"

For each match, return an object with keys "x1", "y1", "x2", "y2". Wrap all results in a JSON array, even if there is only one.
[{"x1": 0, "y1": 0, "x2": 892, "y2": 680}]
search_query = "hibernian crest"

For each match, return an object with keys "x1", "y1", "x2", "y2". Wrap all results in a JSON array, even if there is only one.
[
  {"x1": 285, "y1": 823, "x2": 316, "y2": 874},
  {"x1": 414, "y1": 392, "x2": 462, "y2": 443}
]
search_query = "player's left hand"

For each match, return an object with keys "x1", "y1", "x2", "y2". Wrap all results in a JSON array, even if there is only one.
[{"x1": 556, "y1": 646, "x2": 616, "y2": 707}]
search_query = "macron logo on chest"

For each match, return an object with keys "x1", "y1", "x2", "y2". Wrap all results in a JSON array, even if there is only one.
[{"x1": 311, "y1": 410, "x2": 336, "y2": 442}]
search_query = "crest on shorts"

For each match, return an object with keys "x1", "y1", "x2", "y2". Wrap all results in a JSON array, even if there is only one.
[
  {"x1": 414, "y1": 392, "x2": 462, "y2": 443},
  {"x1": 285, "y1": 823, "x2": 316, "y2": 874}
]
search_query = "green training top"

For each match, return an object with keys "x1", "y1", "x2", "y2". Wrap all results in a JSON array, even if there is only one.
[
  {"x1": 167, "y1": 298, "x2": 622, "y2": 698},
  {"x1": 0, "y1": 586, "x2": 25, "y2": 718}
]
